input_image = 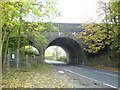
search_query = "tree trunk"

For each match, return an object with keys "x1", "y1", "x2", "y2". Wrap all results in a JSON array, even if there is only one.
[
  {"x1": 7, "y1": 48, "x2": 10, "y2": 70},
  {"x1": 0, "y1": 28, "x2": 2, "y2": 90},
  {"x1": 2, "y1": 36, "x2": 9, "y2": 68},
  {"x1": 16, "y1": 26, "x2": 21, "y2": 70},
  {"x1": 16, "y1": 49, "x2": 20, "y2": 70},
  {"x1": 2, "y1": 28, "x2": 6, "y2": 46},
  {"x1": 16, "y1": 6, "x2": 22, "y2": 70},
  {"x1": 26, "y1": 54, "x2": 28, "y2": 67}
]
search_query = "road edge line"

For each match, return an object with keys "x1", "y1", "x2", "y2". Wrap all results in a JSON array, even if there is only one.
[{"x1": 63, "y1": 68, "x2": 118, "y2": 89}]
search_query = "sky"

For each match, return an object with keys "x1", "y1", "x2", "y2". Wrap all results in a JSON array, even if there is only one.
[
  {"x1": 52, "y1": 0, "x2": 100, "y2": 23},
  {"x1": 23, "y1": 0, "x2": 101, "y2": 23}
]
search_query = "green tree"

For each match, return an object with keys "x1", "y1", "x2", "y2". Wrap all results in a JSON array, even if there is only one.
[
  {"x1": 52, "y1": 46, "x2": 62, "y2": 60},
  {"x1": 20, "y1": 46, "x2": 39, "y2": 56},
  {"x1": 98, "y1": 1, "x2": 120, "y2": 52},
  {"x1": 1, "y1": 0, "x2": 59, "y2": 69},
  {"x1": 108, "y1": 1, "x2": 120, "y2": 52},
  {"x1": 0, "y1": 3, "x2": 2, "y2": 87},
  {"x1": 76, "y1": 1, "x2": 120, "y2": 53}
]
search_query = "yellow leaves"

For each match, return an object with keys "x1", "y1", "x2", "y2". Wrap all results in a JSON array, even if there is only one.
[
  {"x1": 3, "y1": 67, "x2": 73, "y2": 88},
  {"x1": 8, "y1": 4, "x2": 15, "y2": 11},
  {"x1": 28, "y1": 22, "x2": 44, "y2": 32},
  {"x1": 35, "y1": 22, "x2": 38, "y2": 26},
  {"x1": 76, "y1": 23, "x2": 116, "y2": 53},
  {"x1": 32, "y1": 9, "x2": 39, "y2": 16},
  {"x1": 2, "y1": 2, "x2": 16, "y2": 12},
  {"x1": 34, "y1": 28, "x2": 38, "y2": 31},
  {"x1": 83, "y1": 32, "x2": 87, "y2": 35},
  {"x1": 0, "y1": 4, "x2": 2, "y2": 10}
]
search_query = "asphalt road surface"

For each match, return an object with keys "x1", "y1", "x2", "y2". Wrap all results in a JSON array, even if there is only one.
[{"x1": 45, "y1": 60, "x2": 119, "y2": 89}]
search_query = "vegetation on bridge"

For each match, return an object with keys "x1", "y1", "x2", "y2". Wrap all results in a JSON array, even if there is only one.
[
  {"x1": 77, "y1": 1, "x2": 120, "y2": 68},
  {"x1": 77, "y1": 1, "x2": 120, "y2": 53}
]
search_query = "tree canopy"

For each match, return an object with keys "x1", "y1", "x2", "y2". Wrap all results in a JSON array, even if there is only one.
[
  {"x1": 76, "y1": 1, "x2": 120, "y2": 53},
  {"x1": 1, "y1": 0, "x2": 60, "y2": 67}
]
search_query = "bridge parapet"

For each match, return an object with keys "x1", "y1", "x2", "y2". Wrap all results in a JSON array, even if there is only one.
[{"x1": 53, "y1": 23, "x2": 83, "y2": 32}]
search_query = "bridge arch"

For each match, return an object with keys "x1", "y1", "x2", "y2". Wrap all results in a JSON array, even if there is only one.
[{"x1": 45, "y1": 37, "x2": 86, "y2": 64}]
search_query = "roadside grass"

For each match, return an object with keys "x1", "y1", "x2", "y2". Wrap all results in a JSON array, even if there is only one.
[
  {"x1": 21, "y1": 62, "x2": 53, "y2": 72},
  {"x1": 2, "y1": 62, "x2": 73, "y2": 88}
]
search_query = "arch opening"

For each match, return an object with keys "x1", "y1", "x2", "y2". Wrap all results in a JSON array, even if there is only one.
[
  {"x1": 44, "y1": 46, "x2": 68, "y2": 64},
  {"x1": 18, "y1": 45, "x2": 40, "y2": 67},
  {"x1": 45, "y1": 37, "x2": 85, "y2": 65}
]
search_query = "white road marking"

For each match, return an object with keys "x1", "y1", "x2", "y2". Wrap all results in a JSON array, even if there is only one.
[
  {"x1": 63, "y1": 68, "x2": 118, "y2": 89},
  {"x1": 58, "y1": 71, "x2": 65, "y2": 74},
  {"x1": 69, "y1": 66, "x2": 118, "y2": 77},
  {"x1": 95, "y1": 71, "x2": 118, "y2": 77}
]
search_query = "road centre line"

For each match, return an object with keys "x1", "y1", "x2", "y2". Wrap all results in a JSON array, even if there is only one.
[{"x1": 63, "y1": 68, "x2": 118, "y2": 89}]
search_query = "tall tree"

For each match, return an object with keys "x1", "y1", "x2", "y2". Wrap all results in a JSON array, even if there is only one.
[
  {"x1": 76, "y1": 1, "x2": 120, "y2": 53},
  {"x1": 0, "y1": 2, "x2": 2, "y2": 88},
  {"x1": 1, "y1": 0, "x2": 59, "y2": 69},
  {"x1": 109, "y1": 1, "x2": 120, "y2": 53}
]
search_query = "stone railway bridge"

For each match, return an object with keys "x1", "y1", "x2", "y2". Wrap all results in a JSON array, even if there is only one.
[{"x1": 29, "y1": 23, "x2": 86, "y2": 65}]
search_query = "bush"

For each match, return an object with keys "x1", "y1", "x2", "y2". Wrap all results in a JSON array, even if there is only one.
[
  {"x1": 86, "y1": 52, "x2": 119, "y2": 68},
  {"x1": 57, "y1": 56, "x2": 67, "y2": 62},
  {"x1": 20, "y1": 47, "x2": 39, "y2": 56}
]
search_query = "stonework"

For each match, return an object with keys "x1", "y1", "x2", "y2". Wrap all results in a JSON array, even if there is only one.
[{"x1": 28, "y1": 23, "x2": 86, "y2": 64}]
